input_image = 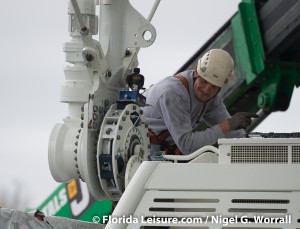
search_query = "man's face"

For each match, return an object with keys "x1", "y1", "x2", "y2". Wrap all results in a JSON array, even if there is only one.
[{"x1": 193, "y1": 76, "x2": 220, "y2": 102}]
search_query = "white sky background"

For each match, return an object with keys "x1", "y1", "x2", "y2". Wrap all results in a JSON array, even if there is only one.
[{"x1": 1, "y1": 0, "x2": 300, "y2": 208}]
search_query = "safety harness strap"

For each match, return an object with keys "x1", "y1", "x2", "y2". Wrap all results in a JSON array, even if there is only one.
[{"x1": 174, "y1": 75, "x2": 189, "y2": 95}]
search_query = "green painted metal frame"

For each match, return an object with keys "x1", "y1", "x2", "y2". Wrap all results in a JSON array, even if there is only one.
[
  {"x1": 231, "y1": 0, "x2": 300, "y2": 112},
  {"x1": 232, "y1": 0, "x2": 265, "y2": 84},
  {"x1": 258, "y1": 62, "x2": 300, "y2": 111}
]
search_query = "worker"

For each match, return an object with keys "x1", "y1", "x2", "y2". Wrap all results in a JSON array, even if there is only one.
[{"x1": 142, "y1": 49, "x2": 258, "y2": 155}]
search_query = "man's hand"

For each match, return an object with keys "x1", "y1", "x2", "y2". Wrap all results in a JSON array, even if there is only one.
[{"x1": 228, "y1": 112, "x2": 259, "y2": 130}]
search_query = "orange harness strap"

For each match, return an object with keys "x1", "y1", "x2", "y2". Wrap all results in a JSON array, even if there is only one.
[
  {"x1": 148, "y1": 129, "x2": 170, "y2": 145},
  {"x1": 174, "y1": 75, "x2": 189, "y2": 95}
]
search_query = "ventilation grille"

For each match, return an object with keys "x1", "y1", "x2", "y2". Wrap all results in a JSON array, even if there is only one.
[
  {"x1": 231, "y1": 145, "x2": 288, "y2": 164},
  {"x1": 150, "y1": 198, "x2": 219, "y2": 213},
  {"x1": 231, "y1": 199, "x2": 290, "y2": 204},
  {"x1": 134, "y1": 190, "x2": 300, "y2": 228},
  {"x1": 292, "y1": 146, "x2": 300, "y2": 163}
]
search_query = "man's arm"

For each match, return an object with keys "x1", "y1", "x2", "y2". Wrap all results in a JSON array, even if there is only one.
[
  {"x1": 203, "y1": 95, "x2": 258, "y2": 136},
  {"x1": 157, "y1": 91, "x2": 226, "y2": 154}
]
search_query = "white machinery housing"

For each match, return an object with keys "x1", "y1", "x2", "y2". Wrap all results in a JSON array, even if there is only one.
[
  {"x1": 48, "y1": 0, "x2": 159, "y2": 201},
  {"x1": 107, "y1": 137, "x2": 300, "y2": 229}
]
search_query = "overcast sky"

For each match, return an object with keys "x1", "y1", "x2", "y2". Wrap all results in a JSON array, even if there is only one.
[{"x1": 1, "y1": 0, "x2": 300, "y2": 208}]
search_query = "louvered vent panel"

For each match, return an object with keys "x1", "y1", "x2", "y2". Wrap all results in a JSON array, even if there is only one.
[
  {"x1": 292, "y1": 146, "x2": 300, "y2": 164},
  {"x1": 231, "y1": 145, "x2": 288, "y2": 164}
]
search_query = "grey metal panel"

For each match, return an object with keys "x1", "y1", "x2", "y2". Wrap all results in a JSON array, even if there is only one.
[{"x1": 146, "y1": 163, "x2": 300, "y2": 191}]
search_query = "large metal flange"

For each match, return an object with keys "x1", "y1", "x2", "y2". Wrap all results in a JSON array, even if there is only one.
[{"x1": 97, "y1": 103, "x2": 150, "y2": 201}]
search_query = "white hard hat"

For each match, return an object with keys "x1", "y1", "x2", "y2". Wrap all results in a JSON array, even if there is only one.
[{"x1": 196, "y1": 49, "x2": 234, "y2": 87}]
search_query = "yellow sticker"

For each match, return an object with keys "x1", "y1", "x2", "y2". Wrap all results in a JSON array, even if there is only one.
[{"x1": 67, "y1": 180, "x2": 77, "y2": 200}]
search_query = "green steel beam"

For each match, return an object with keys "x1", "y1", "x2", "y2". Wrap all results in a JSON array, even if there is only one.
[{"x1": 231, "y1": 0, "x2": 265, "y2": 84}]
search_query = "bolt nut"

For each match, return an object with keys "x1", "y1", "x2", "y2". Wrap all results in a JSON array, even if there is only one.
[
  {"x1": 93, "y1": 122, "x2": 98, "y2": 129},
  {"x1": 105, "y1": 128, "x2": 113, "y2": 135},
  {"x1": 125, "y1": 49, "x2": 131, "y2": 57},
  {"x1": 93, "y1": 114, "x2": 98, "y2": 120},
  {"x1": 99, "y1": 106, "x2": 104, "y2": 113},
  {"x1": 106, "y1": 70, "x2": 112, "y2": 78}
]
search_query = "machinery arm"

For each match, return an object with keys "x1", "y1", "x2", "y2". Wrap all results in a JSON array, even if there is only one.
[{"x1": 48, "y1": 0, "x2": 160, "y2": 201}]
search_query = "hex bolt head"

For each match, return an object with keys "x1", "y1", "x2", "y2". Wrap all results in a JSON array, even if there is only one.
[
  {"x1": 93, "y1": 122, "x2": 98, "y2": 129},
  {"x1": 93, "y1": 114, "x2": 98, "y2": 120},
  {"x1": 93, "y1": 106, "x2": 98, "y2": 112},
  {"x1": 99, "y1": 107, "x2": 104, "y2": 113}
]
